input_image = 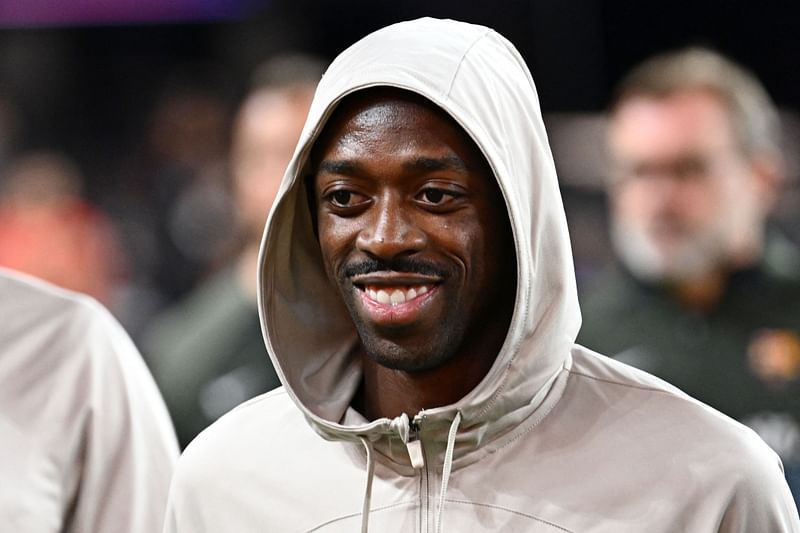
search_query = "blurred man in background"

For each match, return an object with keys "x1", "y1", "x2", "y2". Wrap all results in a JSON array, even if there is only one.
[
  {"x1": 0, "y1": 268, "x2": 177, "y2": 532},
  {"x1": 143, "y1": 53, "x2": 326, "y2": 448},
  {"x1": 578, "y1": 47, "x2": 800, "y2": 501}
]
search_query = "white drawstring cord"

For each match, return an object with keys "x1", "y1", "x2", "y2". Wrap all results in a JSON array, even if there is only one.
[
  {"x1": 359, "y1": 437, "x2": 375, "y2": 533},
  {"x1": 435, "y1": 411, "x2": 462, "y2": 533}
]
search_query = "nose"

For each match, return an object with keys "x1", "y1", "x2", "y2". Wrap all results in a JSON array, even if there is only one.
[{"x1": 356, "y1": 193, "x2": 426, "y2": 260}]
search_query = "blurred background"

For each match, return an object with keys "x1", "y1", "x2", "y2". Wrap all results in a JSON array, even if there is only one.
[
  {"x1": 1, "y1": 0, "x2": 800, "y2": 456},
  {"x1": 1, "y1": 0, "x2": 798, "y2": 323},
  {"x1": 0, "y1": 0, "x2": 795, "y2": 309}
]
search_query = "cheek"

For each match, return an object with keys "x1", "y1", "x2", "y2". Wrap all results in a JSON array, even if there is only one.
[
  {"x1": 614, "y1": 182, "x2": 655, "y2": 221},
  {"x1": 317, "y1": 215, "x2": 357, "y2": 279},
  {"x1": 679, "y1": 180, "x2": 725, "y2": 224},
  {"x1": 458, "y1": 216, "x2": 503, "y2": 282}
]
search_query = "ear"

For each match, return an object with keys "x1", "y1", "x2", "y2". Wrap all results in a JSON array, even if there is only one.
[{"x1": 748, "y1": 151, "x2": 785, "y2": 215}]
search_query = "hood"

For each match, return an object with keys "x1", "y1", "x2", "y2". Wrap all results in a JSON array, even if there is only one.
[{"x1": 258, "y1": 17, "x2": 581, "y2": 467}]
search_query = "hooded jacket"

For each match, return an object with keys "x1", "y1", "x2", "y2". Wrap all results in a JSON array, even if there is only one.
[
  {"x1": 0, "y1": 268, "x2": 178, "y2": 532},
  {"x1": 164, "y1": 18, "x2": 799, "y2": 532}
]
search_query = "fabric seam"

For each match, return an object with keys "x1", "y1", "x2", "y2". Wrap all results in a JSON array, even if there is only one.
[
  {"x1": 566, "y1": 369, "x2": 683, "y2": 395},
  {"x1": 302, "y1": 500, "x2": 417, "y2": 532},
  {"x1": 445, "y1": 499, "x2": 573, "y2": 532},
  {"x1": 444, "y1": 28, "x2": 494, "y2": 98}
]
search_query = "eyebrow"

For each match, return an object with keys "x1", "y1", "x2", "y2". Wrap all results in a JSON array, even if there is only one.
[
  {"x1": 405, "y1": 156, "x2": 468, "y2": 173},
  {"x1": 316, "y1": 156, "x2": 469, "y2": 176}
]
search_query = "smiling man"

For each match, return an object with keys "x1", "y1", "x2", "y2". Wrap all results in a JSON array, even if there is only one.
[
  {"x1": 309, "y1": 88, "x2": 516, "y2": 421},
  {"x1": 164, "y1": 19, "x2": 799, "y2": 532}
]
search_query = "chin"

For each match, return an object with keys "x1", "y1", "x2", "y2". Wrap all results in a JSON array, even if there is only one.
[{"x1": 360, "y1": 332, "x2": 459, "y2": 373}]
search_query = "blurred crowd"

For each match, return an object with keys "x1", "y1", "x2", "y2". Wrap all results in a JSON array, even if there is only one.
[{"x1": 1, "y1": 18, "x2": 799, "y2": 509}]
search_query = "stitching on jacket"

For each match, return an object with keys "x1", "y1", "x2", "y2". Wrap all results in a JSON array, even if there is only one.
[
  {"x1": 302, "y1": 500, "x2": 417, "y2": 532},
  {"x1": 566, "y1": 369, "x2": 682, "y2": 395},
  {"x1": 445, "y1": 499, "x2": 574, "y2": 532},
  {"x1": 488, "y1": 368, "x2": 567, "y2": 454},
  {"x1": 444, "y1": 28, "x2": 493, "y2": 98}
]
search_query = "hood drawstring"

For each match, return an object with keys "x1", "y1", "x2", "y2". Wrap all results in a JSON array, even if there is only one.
[
  {"x1": 436, "y1": 411, "x2": 462, "y2": 533},
  {"x1": 358, "y1": 411, "x2": 461, "y2": 533},
  {"x1": 358, "y1": 414, "x2": 409, "y2": 533},
  {"x1": 359, "y1": 436, "x2": 375, "y2": 533}
]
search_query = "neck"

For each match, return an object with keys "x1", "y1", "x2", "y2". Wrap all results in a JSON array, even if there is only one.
[
  {"x1": 668, "y1": 269, "x2": 728, "y2": 313},
  {"x1": 356, "y1": 355, "x2": 486, "y2": 421}
]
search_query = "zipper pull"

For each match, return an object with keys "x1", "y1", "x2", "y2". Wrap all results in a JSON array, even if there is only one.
[{"x1": 406, "y1": 415, "x2": 425, "y2": 469}]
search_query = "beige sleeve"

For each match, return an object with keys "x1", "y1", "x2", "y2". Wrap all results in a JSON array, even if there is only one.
[{"x1": 66, "y1": 302, "x2": 179, "y2": 533}]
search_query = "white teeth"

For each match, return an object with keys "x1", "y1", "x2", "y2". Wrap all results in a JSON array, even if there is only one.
[
  {"x1": 390, "y1": 290, "x2": 406, "y2": 305},
  {"x1": 365, "y1": 285, "x2": 431, "y2": 305}
]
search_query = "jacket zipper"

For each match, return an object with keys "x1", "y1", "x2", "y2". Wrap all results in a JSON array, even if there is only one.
[
  {"x1": 407, "y1": 416, "x2": 425, "y2": 469},
  {"x1": 408, "y1": 414, "x2": 430, "y2": 533}
]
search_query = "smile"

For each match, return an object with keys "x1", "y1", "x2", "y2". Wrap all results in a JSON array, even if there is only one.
[
  {"x1": 363, "y1": 284, "x2": 431, "y2": 306},
  {"x1": 353, "y1": 281, "x2": 440, "y2": 328}
]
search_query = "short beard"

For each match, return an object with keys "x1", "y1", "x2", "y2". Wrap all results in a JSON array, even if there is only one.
[
  {"x1": 611, "y1": 220, "x2": 723, "y2": 284},
  {"x1": 355, "y1": 323, "x2": 465, "y2": 373}
]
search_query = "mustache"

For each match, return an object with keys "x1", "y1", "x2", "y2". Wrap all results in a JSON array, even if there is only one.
[{"x1": 342, "y1": 257, "x2": 450, "y2": 279}]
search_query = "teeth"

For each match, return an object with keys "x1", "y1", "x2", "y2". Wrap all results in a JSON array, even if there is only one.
[
  {"x1": 390, "y1": 290, "x2": 405, "y2": 304},
  {"x1": 365, "y1": 285, "x2": 431, "y2": 306}
]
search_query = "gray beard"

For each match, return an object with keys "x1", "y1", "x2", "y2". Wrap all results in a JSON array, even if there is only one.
[{"x1": 610, "y1": 220, "x2": 722, "y2": 284}]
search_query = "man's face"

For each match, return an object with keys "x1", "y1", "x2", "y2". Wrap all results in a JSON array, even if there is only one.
[
  {"x1": 608, "y1": 89, "x2": 766, "y2": 282},
  {"x1": 311, "y1": 90, "x2": 516, "y2": 373},
  {"x1": 232, "y1": 87, "x2": 314, "y2": 242}
]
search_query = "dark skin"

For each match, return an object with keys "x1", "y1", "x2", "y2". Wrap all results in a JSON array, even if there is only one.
[{"x1": 311, "y1": 88, "x2": 517, "y2": 421}]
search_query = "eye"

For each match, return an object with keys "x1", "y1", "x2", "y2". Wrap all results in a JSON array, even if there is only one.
[
  {"x1": 322, "y1": 188, "x2": 369, "y2": 210},
  {"x1": 415, "y1": 186, "x2": 462, "y2": 207},
  {"x1": 331, "y1": 190, "x2": 353, "y2": 206},
  {"x1": 421, "y1": 189, "x2": 445, "y2": 204}
]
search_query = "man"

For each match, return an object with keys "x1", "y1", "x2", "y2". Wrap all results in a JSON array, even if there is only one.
[
  {"x1": 0, "y1": 268, "x2": 178, "y2": 532},
  {"x1": 165, "y1": 19, "x2": 799, "y2": 531},
  {"x1": 143, "y1": 54, "x2": 324, "y2": 447},
  {"x1": 577, "y1": 48, "x2": 800, "y2": 500}
]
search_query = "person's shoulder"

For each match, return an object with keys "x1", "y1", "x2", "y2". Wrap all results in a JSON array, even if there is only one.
[
  {"x1": 568, "y1": 345, "x2": 783, "y2": 466},
  {"x1": 167, "y1": 388, "x2": 325, "y2": 523},
  {"x1": 564, "y1": 346, "x2": 798, "y2": 518},
  {"x1": 0, "y1": 268, "x2": 121, "y2": 367},
  {"x1": 0, "y1": 267, "x2": 98, "y2": 320},
  {"x1": 175, "y1": 388, "x2": 310, "y2": 480}
]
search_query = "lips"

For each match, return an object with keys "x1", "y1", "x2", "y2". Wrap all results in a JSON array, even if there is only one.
[{"x1": 349, "y1": 271, "x2": 442, "y2": 327}]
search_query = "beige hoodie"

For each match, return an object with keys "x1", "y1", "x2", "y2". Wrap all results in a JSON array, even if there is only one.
[
  {"x1": 0, "y1": 268, "x2": 178, "y2": 532},
  {"x1": 165, "y1": 18, "x2": 799, "y2": 532}
]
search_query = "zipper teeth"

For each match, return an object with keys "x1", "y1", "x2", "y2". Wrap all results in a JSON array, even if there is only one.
[
  {"x1": 411, "y1": 412, "x2": 428, "y2": 532},
  {"x1": 420, "y1": 449, "x2": 429, "y2": 533}
]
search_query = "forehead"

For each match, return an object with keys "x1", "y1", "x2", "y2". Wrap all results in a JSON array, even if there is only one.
[
  {"x1": 310, "y1": 88, "x2": 490, "y2": 172},
  {"x1": 610, "y1": 89, "x2": 736, "y2": 157}
]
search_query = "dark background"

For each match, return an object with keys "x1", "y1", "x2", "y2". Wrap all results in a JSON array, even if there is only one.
[{"x1": 3, "y1": 0, "x2": 799, "y2": 178}]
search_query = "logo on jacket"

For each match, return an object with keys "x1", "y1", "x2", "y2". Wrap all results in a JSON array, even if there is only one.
[{"x1": 747, "y1": 329, "x2": 800, "y2": 387}]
